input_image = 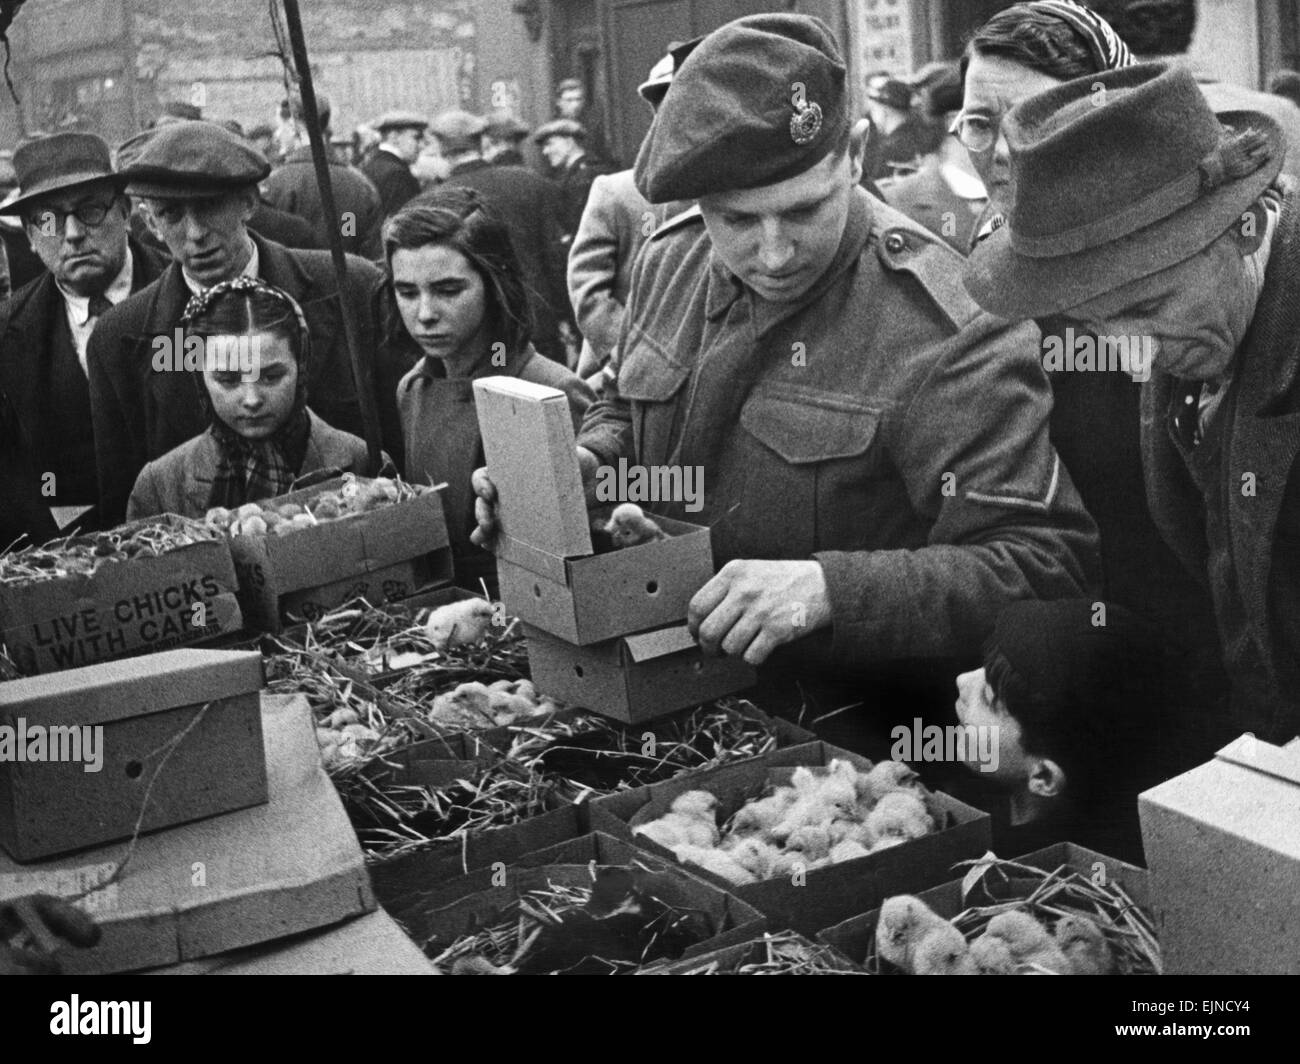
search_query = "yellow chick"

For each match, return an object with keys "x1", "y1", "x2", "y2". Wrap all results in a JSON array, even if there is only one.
[
  {"x1": 859, "y1": 760, "x2": 924, "y2": 806},
  {"x1": 672, "y1": 843, "x2": 757, "y2": 886},
  {"x1": 727, "y1": 787, "x2": 797, "y2": 838},
  {"x1": 429, "y1": 681, "x2": 497, "y2": 728},
  {"x1": 969, "y1": 933, "x2": 1016, "y2": 975},
  {"x1": 1054, "y1": 914, "x2": 1115, "y2": 975},
  {"x1": 913, "y1": 924, "x2": 978, "y2": 975},
  {"x1": 424, "y1": 598, "x2": 496, "y2": 650},
  {"x1": 633, "y1": 790, "x2": 720, "y2": 850},
  {"x1": 864, "y1": 791, "x2": 934, "y2": 845},
  {"x1": 785, "y1": 823, "x2": 832, "y2": 865},
  {"x1": 723, "y1": 837, "x2": 781, "y2": 880},
  {"x1": 986, "y1": 911, "x2": 1072, "y2": 974},
  {"x1": 604, "y1": 503, "x2": 667, "y2": 549},
  {"x1": 771, "y1": 777, "x2": 859, "y2": 843},
  {"x1": 875, "y1": 895, "x2": 951, "y2": 974}
]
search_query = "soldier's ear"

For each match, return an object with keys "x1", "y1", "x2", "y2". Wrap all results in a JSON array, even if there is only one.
[
  {"x1": 1230, "y1": 199, "x2": 1267, "y2": 256},
  {"x1": 848, "y1": 118, "x2": 871, "y2": 184}
]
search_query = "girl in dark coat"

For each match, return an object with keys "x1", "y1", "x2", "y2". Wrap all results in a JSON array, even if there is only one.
[{"x1": 127, "y1": 277, "x2": 370, "y2": 519}]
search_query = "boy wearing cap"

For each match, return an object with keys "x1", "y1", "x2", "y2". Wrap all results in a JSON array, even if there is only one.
[
  {"x1": 261, "y1": 93, "x2": 384, "y2": 259},
  {"x1": 475, "y1": 14, "x2": 1097, "y2": 719},
  {"x1": 87, "y1": 120, "x2": 409, "y2": 526},
  {"x1": 415, "y1": 110, "x2": 569, "y2": 363},
  {"x1": 965, "y1": 61, "x2": 1300, "y2": 742},
  {"x1": 364, "y1": 112, "x2": 427, "y2": 218},
  {"x1": 0, "y1": 132, "x2": 167, "y2": 543}
]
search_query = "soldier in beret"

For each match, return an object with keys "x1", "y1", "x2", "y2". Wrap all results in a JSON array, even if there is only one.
[
  {"x1": 0, "y1": 132, "x2": 168, "y2": 545},
  {"x1": 87, "y1": 121, "x2": 413, "y2": 525},
  {"x1": 475, "y1": 14, "x2": 1098, "y2": 731}
]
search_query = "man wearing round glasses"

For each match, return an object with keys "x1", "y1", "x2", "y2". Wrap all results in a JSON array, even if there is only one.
[{"x1": 0, "y1": 132, "x2": 166, "y2": 544}]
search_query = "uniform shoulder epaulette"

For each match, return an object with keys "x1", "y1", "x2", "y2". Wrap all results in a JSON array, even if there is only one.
[
  {"x1": 649, "y1": 203, "x2": 704, "y2": 242},
  {"x1": 874, "y1": 210, "x2": 980, "y2": 329}
]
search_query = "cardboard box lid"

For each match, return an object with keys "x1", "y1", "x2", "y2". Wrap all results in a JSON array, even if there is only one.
[
  {"x1": 0, "y1": 649, "x2": 264, "y2": 726},
  {"x1": 473, "y1": 376, "x2": 593, "y2": 561},
  {"x1": 0, "y1": 693, "x2": 375, "y2": 973},
  {"x1": 1139, "y1": 734, "x2": 1300, "y2": 858},
  {"x1": 621, "y1": 625, "x2": 699, "y2": 663}
]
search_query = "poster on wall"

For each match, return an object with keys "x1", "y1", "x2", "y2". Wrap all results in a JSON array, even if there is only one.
[{"x1": 855, "y1": 0, "x2": 916, "y2": 77}]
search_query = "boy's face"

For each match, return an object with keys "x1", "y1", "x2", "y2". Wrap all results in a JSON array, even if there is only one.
[{"x1": 954, "y1": 667, "x2": 1030, "y2": 787}]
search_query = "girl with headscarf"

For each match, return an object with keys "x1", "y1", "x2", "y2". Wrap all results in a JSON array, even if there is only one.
[
  {"x1": 126, "y1": 276, "x2": 375, "y2": 519},
  {"x1": 957, "y1": 1, "x2": 1134, "y2": 246}
]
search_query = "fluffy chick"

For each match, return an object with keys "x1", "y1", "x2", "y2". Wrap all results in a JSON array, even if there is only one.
[
  {"x1": 727, "y1": 788, "x2": 796, "y2": 838},
  {"x1": 859, "y1": 760, "x2": 924, "y2": 806},
  {"x1": 864, "y1": 791, "x2": 934, "y2": 845},
  {"x1": 424, "y1": 598, "x2": 496, "y2": 650},
  {"x1": 429, "y1": 682, "x2": 496, "y2": 728},
  {"x1": 604, "y1": 503, "x2": 667, "y2": 549},
  {"x1": 771, "y1": 777, "x2": 859, "y2": 843},
  {"x1": 875, "y1": 895, "x2": 951, "y2": 974},
  {"x1": 986, "y1": 910, "x2": 1072, "y2": 974},
  {"x1": 828, "y1": 839, "x2": 871, "y2": 864},
  {"x1": 785, "y1": 824, "x2": 832, "y2": 865},
  {"x1": 672, "y1": 843, "x2": 757, "y2": 886},
  {"x1": 969, "y1": 933, "x2": 1016, "y2": 975},
  {"x1": 633, "y1": 790, "x2": 720, "y2": 850},
  {"x1": 1054, "y1": 914, "x2": 1115, "y2": 975},
  {"x1": 723, "y1": 837, "x2": 781, "y2": 880},
  {"x1": 913, "y1": 924, "x2": 978, "y2": 975}
]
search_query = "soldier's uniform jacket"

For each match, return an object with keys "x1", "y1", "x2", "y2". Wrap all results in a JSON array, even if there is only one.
[{"x1": 577, "y1": 188, "x2": 1099, "y2": 665}]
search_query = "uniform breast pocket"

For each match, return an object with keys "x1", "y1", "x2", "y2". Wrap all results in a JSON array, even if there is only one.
[
  {"x1": 616, "y1": 336, "x2": 690, "y2": 465},
  {"x1": 737, "y1": 386, "x2": 888, "y2": 556}
]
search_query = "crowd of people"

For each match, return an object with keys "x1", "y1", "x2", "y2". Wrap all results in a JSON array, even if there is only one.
[{"x1": 3, "y1": 0, "x2": 1299, "y2": 864}]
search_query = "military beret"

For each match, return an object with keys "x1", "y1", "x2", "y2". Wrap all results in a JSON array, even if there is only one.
[
  {"x1": 634, "y1": 13, "x2": 849, "y2": 203},
  {"x1": 373, "y1": 110, "x2": 429, "y2": 133},
  {"x1": 532, "y1": 118, "x2": 585, "y2": 144},
  {"x1": 122, "y1": 120, "x2": 270, "y2": 199},
  {"x1": 428, "y1": 109, "x2": 489, "y2": 153}
]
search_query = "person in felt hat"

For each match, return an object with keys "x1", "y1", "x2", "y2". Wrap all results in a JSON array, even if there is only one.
[
  {"x1": 567, "y1": 44, "x2": 697, "y2": 387},
  {"x1": 261, "y1": 93, "x2": 384, "y2": 259},
  {"x1": 87, "y1": 120, "x2": 412, "y2": 526},
  {"x1": 964, "y1": 61, "x2": 1300, "y2": 743},
  {"x1": 482, "y1": 110, "x2": 530, "y2": 168},
  {"x1": 532, "y1": 118, "x2": 601, "y2": 242},
  {"x1": 473, "y1": 13, "x2": 1098, "y2": 735},
  {"x1": 0, "y1": 132, "x2": 168, "y2": 545},
  {"x1": 412, "y1": 109, "x2": 570, "y2": 364},
  {"x1": 859, "y1": 73, "x2": 931, "y2": 184},
  {"x1": 363, "y1": 111, "x2": 428, "y2": 218}
]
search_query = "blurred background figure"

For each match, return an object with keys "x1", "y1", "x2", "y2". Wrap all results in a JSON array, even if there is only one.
[
  {"x1": 482, "y1": 110, "x2": 530, "y2": 167},
  {"x1": 567, "y1": 44, "x2": 695, "y2": 388},
  {"x1": 363, "y1": 111, "x2": 427, "y2": 218},
  {"x1": 532, "y1": 118, "x2": 597, "y2": 245},
  {"x1": 859, "y1": 72, "x2": 930, "y2": 184},
  {"x1": 246, "y1": 122, "x2": 277, "y2": 164},
  {"x1": 878, "y1": 62, "x2": 986, "y2": 253},
  {"x1": 153, "y1": 100, "x2": 202, "y2": 128},
  {"x1": 262, "y1": 93, "x2": 384, "y2": 259},
  {"x1": 553, "y1": 76, "x2": 616, "y2": 170},
  {"x1": 417, "y1": 109, "x2": 570, "y2": 364}
]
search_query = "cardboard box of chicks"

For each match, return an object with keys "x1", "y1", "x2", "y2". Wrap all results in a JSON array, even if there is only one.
[
  {"x1": 818, "y1": 842, "x2": 1158, "y2": 975},
  {"x1": 409, "y1": 832, "x2": 766, "y2": 974},
  {"x1": 209, "y1": 474, "x2": 453, "y2": 633},
  {"x1": 590, "y1": 742, "x2": 991, "y2": 936},
  {"x1": 0, "y1": 514, "x2": 243, "y2": 676}
]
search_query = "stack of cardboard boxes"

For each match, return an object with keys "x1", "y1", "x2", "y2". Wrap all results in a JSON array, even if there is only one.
[{"x1": 473, "y1": 376, "x2": 754, "y2": 724}]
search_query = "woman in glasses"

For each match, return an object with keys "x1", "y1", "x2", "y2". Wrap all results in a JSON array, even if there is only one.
[{"x1": 956, "y1": 1, "x2": 1134, "y2": 247}]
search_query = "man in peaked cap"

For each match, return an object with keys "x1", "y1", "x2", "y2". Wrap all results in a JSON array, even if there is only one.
[
  {"x1": 482, "y1": 110, "x2": 530, "y2": 167},
  {"x1": 533, "y1": 118, "x2": 603, "y2": 242},
  {"x1": 364, "y1": 111, "x2": 427, "y2": 218},
  {"x1": 965, "y1": 62, "x2": 1300, "y2": 742},
  {"x1": 0, "y1": 132, "x2": 167, "y2": 544},
  {"x1": 87, "y1": 120, "x2": 412, "y2": 524},
  {"x1": 474, "y1": 13, "x2": 1097, "y2": 736}
]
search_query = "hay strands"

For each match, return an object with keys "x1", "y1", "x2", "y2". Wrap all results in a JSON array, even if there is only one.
[{"x1": 677, "y1": 932, "x2": 863, "y2": 975}]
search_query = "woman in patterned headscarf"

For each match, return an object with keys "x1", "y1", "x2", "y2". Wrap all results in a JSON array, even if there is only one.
[
  {"x1": 125, "y1": 277, "x2": 375, "y2": 518},
  {"x1": 956, "y1": 1, "x2": 1134, "y2": 247}
]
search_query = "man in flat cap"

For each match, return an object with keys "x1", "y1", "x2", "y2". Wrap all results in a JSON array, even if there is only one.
[
  {"x1": 0, "y1": 132, "x2": 167, "y2": 545},
  {"x1": 88, "y1": 120, "x2": 411, "y2": 525},
  {"x1": 262, "y1": 93, "x2": 384, "y2": 258},
  {"x1": 533, "y1": 118, "x2": 601, "y2": 243},
  {"x1": 482, "y1": 110, "x2": 530, "y2": 168},
  {"x1": 965, "y1": 62, "x2": 1300, "y2": 742},
  {"x1": 363, "y1": 112, "x2": 427, "y2": 218},
  {"x1": 413, "y1": 110, "x2": 570, "y2": 363},
  {"x1": 476, "y1": 14, "x2": 1097, "y2": 730}
]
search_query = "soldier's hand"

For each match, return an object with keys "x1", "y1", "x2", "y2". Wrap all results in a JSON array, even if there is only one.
[
  {"x1": 688, "y1": 559, "x2": 832, "y2": 666},
  {"x1": 470, "y1": 447, "x2": 603, "y2": 549},
  {"x1": 1, "y1": 893, "x2": 101, "y2": 975}
]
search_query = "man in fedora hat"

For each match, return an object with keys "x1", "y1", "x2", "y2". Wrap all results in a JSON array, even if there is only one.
[
  {"x1": 965, "y1": 61, "x2": 1299, "y2": 741},
  {"x1": 363, "y1": 111, "x2": 427, "y2": 218},
  {"x1": 474, "y1": 14, "x2": 1097, "y2": 737},
  {"x1": 88, "y1": 120, "x2": 411, "y2": 526},
  {"x1": 0, "y1": 132, "x2": 167, "y2": 544}
]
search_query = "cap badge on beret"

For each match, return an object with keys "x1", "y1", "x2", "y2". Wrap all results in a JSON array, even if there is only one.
[{"x1": 789, "y1": 86, "x2": 822, "y2": 146}]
